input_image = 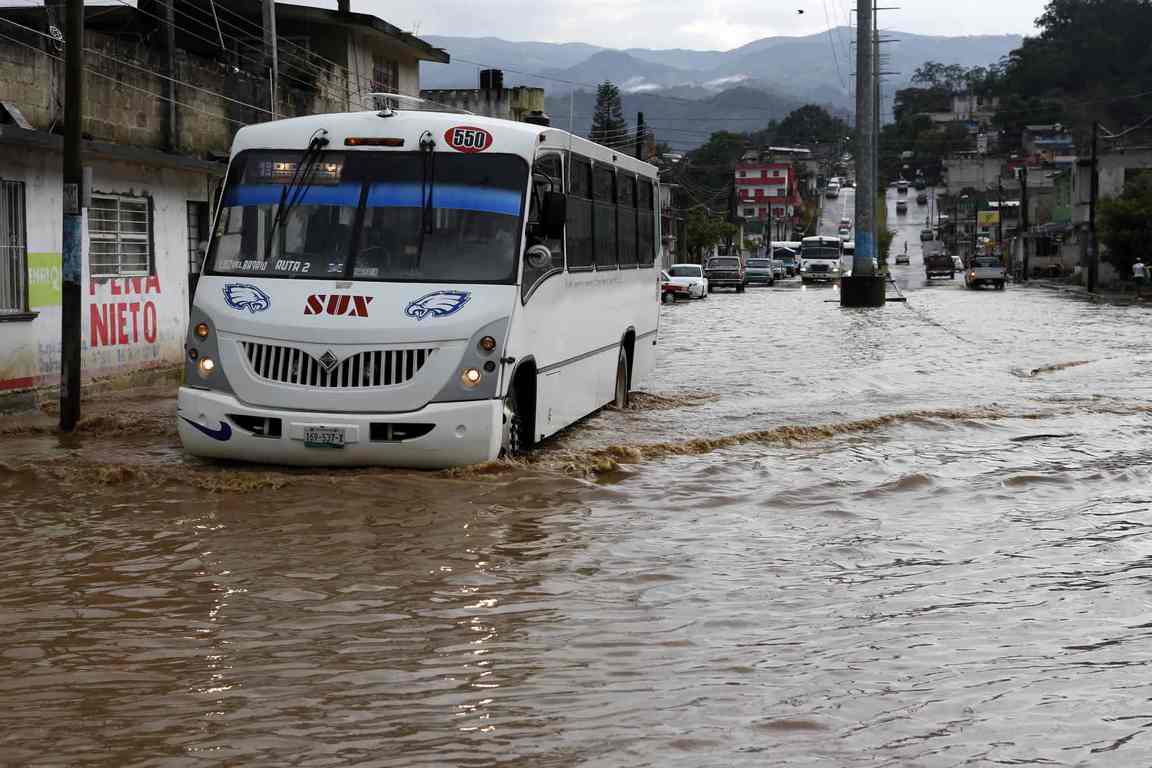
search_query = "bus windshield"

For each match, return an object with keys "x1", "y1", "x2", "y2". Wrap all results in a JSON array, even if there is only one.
[
  {"x1": 207, "y1": 150, "x2": 527, "y2": 283},
  {"x1": 801, "y1": 245, "x2": 841, "y2": 260}
]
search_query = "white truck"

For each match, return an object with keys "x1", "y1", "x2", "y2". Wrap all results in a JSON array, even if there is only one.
[{"x1": 965, "y1": 256, "x2": 1008, "y2": 290}]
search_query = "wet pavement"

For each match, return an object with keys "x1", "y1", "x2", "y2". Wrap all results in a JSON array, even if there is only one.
[{"x1": 4, "y1": 189, "x2": 1152, "y2": 765}]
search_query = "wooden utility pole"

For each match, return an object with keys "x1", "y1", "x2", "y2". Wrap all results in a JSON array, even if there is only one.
[
  {"x1": 262, "y1": 0, "x2": 279, "y2": 117},
  {"x1": 59, "y1": 0, "x2": 84, "y2": 432},
  {"x1": 1087, "y1": 121, "x2": 1100, "y2": 293}
]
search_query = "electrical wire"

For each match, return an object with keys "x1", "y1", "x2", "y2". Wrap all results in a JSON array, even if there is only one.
[
  {"x1": 0, "y1": 15, "x2": 276, "y2": 118},
  {"x1": 0, "y1": 26, "x2": 249, "y2": 127}
]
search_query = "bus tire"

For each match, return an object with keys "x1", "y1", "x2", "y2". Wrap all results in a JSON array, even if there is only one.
[
  {"x1": 501, "y1": 368, "x2": 535, "y2": 458},
  {"x1": 612, "y1": 346, "x2": 631, "y2": 409}
]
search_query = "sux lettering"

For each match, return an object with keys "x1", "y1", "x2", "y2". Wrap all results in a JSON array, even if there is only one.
[{"x1": 305, "y1": 294, "x2": 374, "y2": 317}]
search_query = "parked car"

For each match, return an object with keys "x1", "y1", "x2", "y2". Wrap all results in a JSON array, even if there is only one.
[
  {"x1": 916, "y1": 191, "x2": 928, "y2": 205},
  {"x1": 825, "y1": 182, "x2": 841, "y2": 200},
  {"x1": 952, "y1": 254, "x2": 965, "y2": 272},
  {"x1": 914, "y1": 178, "x2": 927, "y2": 191},
  {"x1": 896, "y1": 200, "x2": 908, "y2": 215},
  {"x1": 965, "y1": 256, "x2": 1007, "y2": 290},
  {"x1": 897, "y1": 180, "x2": 909, "y2": 194},
  {"x1": 745, "y1": 257, "x2": 776, "y2": 286},
  {"x1": 925, "y1": 253, "x2": 955, "y2": 279},
  {"x1": 665, "y1": 263, "x2": 708, "y2": 300},
  {"x1": 703, "y1": 256, "x2": 746, "y2": 292},
  {"x1": 842, "y1": 179, "x2": 855, "y2": 188},
  {"x1": 895, "y1": 247, "x2": 910, "y2": 265},
  {"x1": 920, "y1": 229, "x2": 936, "y2": 242},
  {"x1": 838, "y1": 226, "x2": 852, "y2": 240},
  {"x1": 839, "y1": 217, "x2": 852, "y2": 229}
]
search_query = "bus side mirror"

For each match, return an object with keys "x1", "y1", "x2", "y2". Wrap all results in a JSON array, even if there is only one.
[{"x1": 543, "y1": 191, "x2": 566, "y2": 239}]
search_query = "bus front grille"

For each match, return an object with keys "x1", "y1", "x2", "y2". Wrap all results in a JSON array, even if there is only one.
[{"x1": 240, "y1": 342, "x2": 436, "y2": 388}]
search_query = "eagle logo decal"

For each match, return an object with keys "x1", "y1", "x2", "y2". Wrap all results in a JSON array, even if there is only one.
[
  {"x1": 404, "y1": 290, "x2": 471, "y2": 321},
  {"x1": 222, "y1": 283, "x2": 271, "y2": 313}
]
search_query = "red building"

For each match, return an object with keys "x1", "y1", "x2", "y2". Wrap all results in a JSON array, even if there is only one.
[{"x1": 734, "y1": 161, "x2": 803, "y2": 238}]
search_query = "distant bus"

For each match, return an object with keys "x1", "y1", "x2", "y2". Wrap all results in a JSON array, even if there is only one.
[
  {"x1": 799, "y1": 236, "x2": 844, "y2": 283},
  {"x1": 179, "y1": 108, "x2": 662, "y2": 468}
]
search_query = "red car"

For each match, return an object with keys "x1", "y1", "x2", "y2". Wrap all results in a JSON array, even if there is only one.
[{"x1": 660, "y1": 270, "x2": 690, "y2": 303}]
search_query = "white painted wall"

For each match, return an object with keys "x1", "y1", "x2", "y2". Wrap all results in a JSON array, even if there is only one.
[{"x1": 0, "y1": 145, "x2": 213, "y2": 391}]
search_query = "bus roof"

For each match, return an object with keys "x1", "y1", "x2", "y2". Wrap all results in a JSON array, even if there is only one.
[
  {"x1": 229, "y1": 109, "x2": 660, "y2": 178},
  {"x1": 802, "y1": 236, "x2": 842, "y2": 244}
]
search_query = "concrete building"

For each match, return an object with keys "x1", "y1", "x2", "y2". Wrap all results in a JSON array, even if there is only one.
[
  {"x1": 0, "y1": 1, "x2": 446, "y2": 394},
  {"x1": 421, "y1": 70, "x2": 547, "y2": 123},
  {"x1": 942, "y1": 154, "x2": 1006, "y2": 195},
  {"x1": 734, "y1": 157, "x2": 803, "y2": 239}
]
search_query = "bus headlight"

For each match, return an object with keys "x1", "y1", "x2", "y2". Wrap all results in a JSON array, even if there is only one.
[
  {"x1": 461, "y1": 368, "x2": 482, "y2": 388},
  {"x1": 197, "y1": 357, "x2": 217, "y2": 379}
]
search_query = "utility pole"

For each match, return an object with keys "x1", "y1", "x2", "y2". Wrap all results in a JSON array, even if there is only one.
[
  {"x1": 842, "y1": 0, "x2": 884, "y2": 306},
  {"x1": 1087, "y1": 121, "x2": 1100, "y2": 293},
  {"x1": 60, "y1": 0, "x2": 84, "y2": 431},
  {"x1": 997, "y1": 176, "x2": 1004, "y2": 255},
  {"x1": 635, "y1": 112, "x2": 645, "y2": 160},
  {"x1": 1019, "y1": 165, "x2": 1030, "y2": 281},
  {"x1": 262, "y1": 0, "x2": 279, "y2": 117},
  {"x1": 162, "y1": 0, "x2": 177, "y2": 150}
]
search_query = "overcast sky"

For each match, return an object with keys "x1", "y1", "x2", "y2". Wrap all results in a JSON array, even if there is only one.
[{"x1": 289, "y1": 0, "x2": 1046, "y2": 50}]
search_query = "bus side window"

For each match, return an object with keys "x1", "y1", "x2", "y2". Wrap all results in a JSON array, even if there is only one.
[
  {"x1": 567, "y1": 156, "x2": 594, "y2": 271},
  {"x1": 617, "y1": 173, "x2": 637, "y2": 268},
  {"x1": 593, "y1": 164, "x2": 617, "y2": 269},
  {"x1": 523, "y1": 152, "x2": 565, "y2": 301},
  {"x1": 637, "y1": 178, "x2": 655, "y2": 267}
]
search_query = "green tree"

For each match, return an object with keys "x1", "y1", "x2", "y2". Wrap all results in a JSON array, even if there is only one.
[
  {"x1": 686, "y1": 209, "x2": 738, "y2": 260},
  {"x1": 1098, "y1": 175, "x2": 1152, "y2": 277},
  {"x1": 589, "y1": 81, "x2": 626, "y2": 145},
  {"x1": 774, "y1": 105, "x2": 850, "y2": 147},
  {"x1": 997, "y1": 0, "x2": 1152, "y2": 137}
]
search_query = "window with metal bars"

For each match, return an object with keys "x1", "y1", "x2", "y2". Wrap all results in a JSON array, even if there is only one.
[
  {"x1": 0, "y1": 180, "x2": 28, "y2": 315},
  {"x1": 89, "y1": 195, "x2": 152, "y2": 277}
]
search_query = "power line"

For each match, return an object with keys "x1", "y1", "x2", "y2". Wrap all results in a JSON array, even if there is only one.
[
  {"x1": 821, "y1": 0, "x2": 848, "y2": 90},
  {"x1": 0, "y1": 26, "x2": 248, "y2": 127}
]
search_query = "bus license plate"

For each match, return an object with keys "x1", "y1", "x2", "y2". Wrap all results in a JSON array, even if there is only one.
[{"x1": 303, "y1": 426, "x2": 346, "y2": 449}]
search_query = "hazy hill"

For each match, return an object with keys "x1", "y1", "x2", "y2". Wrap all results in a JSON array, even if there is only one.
[{"x1": 421, "y1": 29, "x2": 1021, "y2": 148}]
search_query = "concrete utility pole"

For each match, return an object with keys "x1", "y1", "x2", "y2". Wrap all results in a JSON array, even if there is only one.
[
  {"x1": 842, "y1": 0, "x2": 885, "y2": 306},
  {"x1": 162, "y1": 0, "x2": 177, "y2": 150},
  {"x1": 635, "y1": 112, "x2": 645, "y2": 160},
  {"x1": 1087, "y1": 121, "x2": 1100, "y2": 293},
  {"x1": 59, "y1": 0, "x2": 84, "y2": 431},
  {"x1": 1019, "y1": 165, "x2": 1030, "y2": 281},
  {"x1": 262, "y1": 0, "x2": 279, "y2": 117}
]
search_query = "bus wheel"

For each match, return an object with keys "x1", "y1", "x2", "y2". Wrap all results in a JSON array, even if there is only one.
[
  {"x1": 612, "y1": 346, "x2": 631, "y2": 409},
  {"x1": 501, "y1": 382, "x2": 527, "y2": 458}
]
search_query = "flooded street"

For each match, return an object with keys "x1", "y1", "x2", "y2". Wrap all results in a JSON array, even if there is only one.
[{"x1": 4, "y1": 191, "x2": 1152, "y2": 765}]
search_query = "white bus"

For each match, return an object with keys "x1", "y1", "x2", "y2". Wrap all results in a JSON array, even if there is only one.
[
  {"x1": 799, "y1": 235, "x2": 844, "y2": 283},
  {"x1": 178, "y1": 109, "x2": 662, "y2": 468}
]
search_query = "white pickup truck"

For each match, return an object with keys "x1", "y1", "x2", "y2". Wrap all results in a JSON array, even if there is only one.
[{"x1": 965, "y1": 256, "x2": 1007, "y2": 290}]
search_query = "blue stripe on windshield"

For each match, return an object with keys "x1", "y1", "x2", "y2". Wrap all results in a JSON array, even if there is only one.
[
  {"x1": 224, "y1": 183, "x2": 362, "y2": 207},
  {"x1": 223, "y1": 183, "x2": 522, "y2": 217},
  {"x1": 367, "y1": 183, "x2": 522, "y2": 216}
]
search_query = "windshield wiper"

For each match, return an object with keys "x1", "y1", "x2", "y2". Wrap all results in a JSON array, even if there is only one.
[
  {"x1": 416, "y1": 130, "x2": 437, "y2": 268},
  {"x1": 266, "y1": 129, "x2": 330, "y2": 263}
]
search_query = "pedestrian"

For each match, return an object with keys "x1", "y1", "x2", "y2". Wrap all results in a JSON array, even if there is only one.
[{"x1": 1133, "y1": 258, "x2": 1147, "y2": 288}]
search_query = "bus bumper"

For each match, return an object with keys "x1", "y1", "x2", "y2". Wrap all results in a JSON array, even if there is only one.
[{"x1": 177, "y1": 387, "x2": 503, "y2": 469}]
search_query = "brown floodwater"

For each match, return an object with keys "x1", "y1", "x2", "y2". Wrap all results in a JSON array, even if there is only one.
[{"x1": 3, "y1": 191, "x2": 1152, "y2": 766}]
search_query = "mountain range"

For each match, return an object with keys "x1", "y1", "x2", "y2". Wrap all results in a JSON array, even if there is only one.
[{"x1": 420, "y1": 29, "x2": 1022, "y2": 148}]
